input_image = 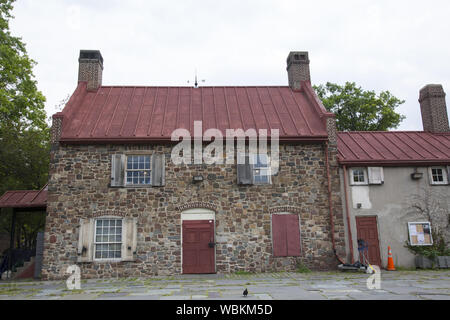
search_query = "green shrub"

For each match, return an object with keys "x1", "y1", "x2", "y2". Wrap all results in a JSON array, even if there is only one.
[
  {"x1": 296, "y1": 263, "x2": 311, "y2": 273},
  {"x1": 405, "y1": 229, "x2": 450, "y2": 261}
]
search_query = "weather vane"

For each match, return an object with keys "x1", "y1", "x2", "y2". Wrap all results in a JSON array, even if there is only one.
[{"x1": 187, "y1": 69, "x2": 205, "y2": 88}]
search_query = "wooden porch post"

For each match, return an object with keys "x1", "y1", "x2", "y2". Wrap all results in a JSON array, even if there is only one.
[{"x1": 8, "y1": 209, "x2": 16, "y2": 271}]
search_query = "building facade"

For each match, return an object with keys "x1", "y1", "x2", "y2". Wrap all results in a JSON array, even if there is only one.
[
  {"x1": 338, "y1": 85, "x2": 450, "y2": 268},
  {"x1": 42, "y1": 51, "x2": 346, "y2": 280}
]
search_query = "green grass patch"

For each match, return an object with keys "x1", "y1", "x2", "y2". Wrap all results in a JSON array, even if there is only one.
[{"x1": 295, "y1": 264, "x2": 312, "y2": 273}]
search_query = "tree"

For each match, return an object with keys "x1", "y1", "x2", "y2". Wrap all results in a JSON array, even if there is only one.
[
  {"x1": 313, "y1": 82, "x2": 405, "y2": 131},
  {"x1": 0, "y1": 0, "x2": 49, "y2": 250},
  {"x1": 0, "y1": 0, "x2": 49, "y2": 195},
  {"x1": 0, "y1": 0, "x2": 47, "y2": 131},
  {"x1": 404, "y1": 188, "x2": 450, "y2": 260}
]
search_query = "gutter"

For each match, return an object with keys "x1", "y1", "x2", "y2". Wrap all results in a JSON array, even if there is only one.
[
  {"x1": 342, "y1": 165, "x2": 354, "y2": 264},
  {"x1": 324, "y1": 141, "x2": 346, "y2": 265}
]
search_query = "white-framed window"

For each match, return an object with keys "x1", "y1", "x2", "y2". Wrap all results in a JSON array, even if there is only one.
[
  {"x1": 94, "y1": 218, "x2": 123, "y2": 260},
  {"x1": 350, "y1": 168, "x2": 368, "y2": 185},
  {"x1": 429, "y1": 166, "x2": 448, "y2": 185},
  {"x1": 126, "y1": 155, "x2": 151, "y2": 185},
  {"x1": 251, "y1": 153, "x2": 271, "y2": 184}
]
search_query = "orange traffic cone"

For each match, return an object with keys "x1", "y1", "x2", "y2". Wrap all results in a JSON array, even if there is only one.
[{"x1": 387, "y1": 246, "x2": 396, "y2": 271}]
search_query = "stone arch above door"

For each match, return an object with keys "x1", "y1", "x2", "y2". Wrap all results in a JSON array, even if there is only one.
[{"x1": 177, "y1": 202, "x2": 218, "y2": 213}]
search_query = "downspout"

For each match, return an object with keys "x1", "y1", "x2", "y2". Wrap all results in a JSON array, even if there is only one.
[
  {"x1": 324, "y1": 141, "x2": 346, "y2": 265},
  {"x1": 343, "y1": 165, "x2": 355, "y2": 264}
]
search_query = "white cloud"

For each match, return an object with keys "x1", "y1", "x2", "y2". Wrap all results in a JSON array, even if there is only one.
[{"x1": 9, "y1": 0, "x2": 450, "y2": 130}]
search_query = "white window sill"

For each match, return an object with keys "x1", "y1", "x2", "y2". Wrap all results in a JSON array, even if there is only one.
[{"x1": 93, "y1": 259, "x2": 123, "y2": 263}]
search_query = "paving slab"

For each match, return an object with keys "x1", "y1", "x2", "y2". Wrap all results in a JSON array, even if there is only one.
[
  {"x1": 419, "y1": 294, "x2": 450, "y2": 300},
  {"x1": 1, "y1": 270, "x2": 449, "y2": 300}
]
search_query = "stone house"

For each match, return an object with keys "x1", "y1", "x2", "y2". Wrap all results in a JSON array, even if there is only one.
[
  {"x1": 338, "y1": 84, "x2": 450, "y2": 268},
  {"x1": 42, "y1": 50, "x2": 347, "y2": 280}
]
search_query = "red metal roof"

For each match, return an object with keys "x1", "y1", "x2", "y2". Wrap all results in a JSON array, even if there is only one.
[
  {"x1": 0, "y1": 185, "x2": 47, "y2": 209},
  {"x1": 56, "y1": 81, "x2": 333, "y2": 143},
  {"x1": 337, "y1": 131, "x2": 450, "y2": 166}
]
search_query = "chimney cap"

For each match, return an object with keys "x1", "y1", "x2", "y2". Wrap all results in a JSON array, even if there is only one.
[
  {"x1": 287, "y1": 51, "x2": 309, "y2": 67},
  {"x1": 419, "y1": 84, "x2": 445, "y2": 103},
  {"x1": 79, "y1": 50, "x2": 103, "y2": 66}
]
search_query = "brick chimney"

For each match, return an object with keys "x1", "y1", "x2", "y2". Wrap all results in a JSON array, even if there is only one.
[
  {"x1": 78, "y1": 50, "x2": 103, "y2": 91},
  {"x1": 286, "y1": 51, "x2": 310, "y2": 90},
  {"x1": 419, "y1": 84, "x2": 449, "y2": 133}
]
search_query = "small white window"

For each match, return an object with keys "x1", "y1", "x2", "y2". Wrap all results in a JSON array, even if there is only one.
[
  {"x1": 126, "y1": 155, "x2": 151, "y2": 185},
  {"x1": 429, "y1": 166, "x2": 448, "y2": 185},
  {"x1": 94, "y1": 219, "x2": 123, "y2": 260},
  {"x1": 251, "y1": 154, "x2": 271, "y2": 184},
  {"x1": 350, "y1": 168, "x2": 368, "y2": 185}
]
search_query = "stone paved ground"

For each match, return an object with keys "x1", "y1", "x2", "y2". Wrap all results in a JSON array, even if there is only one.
[{"x1": 0, "y1": 270, "x2": 449, "y2": 300}]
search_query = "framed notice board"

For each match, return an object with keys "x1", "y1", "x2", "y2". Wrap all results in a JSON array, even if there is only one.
[{"x1": 408, "y1": 222, "x2": 433, "y2": 246}]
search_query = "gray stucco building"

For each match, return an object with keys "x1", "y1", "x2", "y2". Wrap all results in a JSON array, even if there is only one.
[{"x1": 338, "y1": 84, "x2": 450, "y2": 268}]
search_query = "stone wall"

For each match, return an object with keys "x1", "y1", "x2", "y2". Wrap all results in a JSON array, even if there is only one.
[{"x1": 42, "y1": 143, "x2": 345, "y2": 280}]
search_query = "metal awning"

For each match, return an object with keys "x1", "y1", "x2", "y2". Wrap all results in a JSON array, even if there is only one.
[{"x1": 0, "y1": 184, "x2": 47, "y2": 209}]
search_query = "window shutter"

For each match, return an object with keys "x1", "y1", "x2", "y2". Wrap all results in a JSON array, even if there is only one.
[
  {"x1": 122, "y1": 218, "x2": 137, "y2": 261},
  {"x1": 447, "y1": 166, "x2": 450, "y2": 185},
  {"x1": 111, "y1": 154, "x2": 125, "y2": 187},
  {"x1": 428, "y1": 167, "x2": 435, "y2": 185},
  {"x1": 272, "y1": 215, "x2": 287, "y2": 257},
  {"x1": 151, "y1": 153, "x2": 165, "y2": 186},
  {"x1": 237, "y1": 154, "x2": 254, "y2": 185},
  {"x1": 368, "y1": 167, "x2": 384, "y2": 185},
  {"x1": 286, "y1": 214, "x2": 301, "y2": 256},
  {"x1": 77, "y1": 218, "x2": 94, "y2": 262}
]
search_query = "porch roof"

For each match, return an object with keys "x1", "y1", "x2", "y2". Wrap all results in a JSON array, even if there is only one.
[{"x1": 0, "y1": 185, "x2": 47, "y2": 209}]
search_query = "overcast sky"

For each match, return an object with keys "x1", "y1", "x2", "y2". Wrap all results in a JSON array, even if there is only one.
[{"x1": 9, "y1": 0, "x2": 450, "y2": 130}]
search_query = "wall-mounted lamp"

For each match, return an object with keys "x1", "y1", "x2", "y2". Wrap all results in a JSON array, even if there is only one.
[
  {"x1": 357, "y1": 203, "x2": 362, "y2": 209},
  {"x1": 411, "y1": 168, "x2": 423, "y2": 180}
]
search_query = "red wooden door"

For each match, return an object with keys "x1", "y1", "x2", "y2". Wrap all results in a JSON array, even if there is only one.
[
  {"x1": 182, "y1": 220, "x2": 215, "y2": 274},
  {"x1": 356, "y1": 216, "x2": 382, "y2": 267}
]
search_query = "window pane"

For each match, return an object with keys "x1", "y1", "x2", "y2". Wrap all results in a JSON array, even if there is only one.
[{"x1": 94, "y1": 220, "x2": 123, "y2": 259}]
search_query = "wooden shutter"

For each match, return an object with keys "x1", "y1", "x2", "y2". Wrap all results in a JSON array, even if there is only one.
[
  {"x1": 368, "y1": 167, "x2": 384, "y2": 184},
  {"x1": 151, "y1": 153, "x2": 165, "y2": 186},
  {"x1": 77, "y1": 218, "x2": 94, "y2": 262},
  {"x1": 111, "y1": 154, "x2": 125, "y2": 187},
  {"x1": 286, "y1": 214, "x2": 301, "y2": 256},
  {"x1": 237, "y1": 153, "x2": 254, "y2": 185},
  {"x1": 272, "y1": 215, "x2": 287, "y2": 257},
  {"x1": 447, "y1": 166, "x2": 450, "y2": 184},
  {"x1": 272, "y1": 214, "x2": 301, "y2": 257},
  {"x1": 122, "y1": 218, "x2": 137, "y2": 261}
]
